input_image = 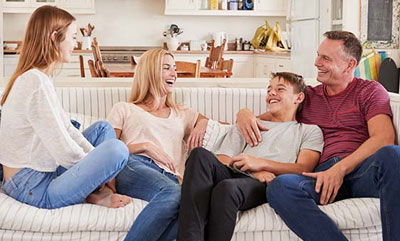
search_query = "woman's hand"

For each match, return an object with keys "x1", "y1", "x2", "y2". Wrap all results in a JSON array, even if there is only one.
[
  {"x1": 230, "y1": 153, "x2": 266, "y2": 172},
  {"x1": 252, "y1": 171, "x2": 276, "y2": 184},
  {"x1": 187, "y1": 118, "x2": 208, "y2": 151},
  {"x1": 142, "y1": 142, "x2": 176, "y2": 173}
]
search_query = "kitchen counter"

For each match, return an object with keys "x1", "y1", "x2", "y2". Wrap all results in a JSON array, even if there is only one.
[
  {"x1": 170, "y1": 50, "x2": 290, "y2": 57},
  {"x1": 5, "y1": 49, "x2": 290, "y2": 57}
]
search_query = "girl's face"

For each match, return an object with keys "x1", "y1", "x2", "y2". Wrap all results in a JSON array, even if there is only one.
[
  {"x1": 59, "y1": 21, "x2": 77, "y2": 63},
  {"x1": 162, "y1": 54, "x2": 177, "y2": 93}
]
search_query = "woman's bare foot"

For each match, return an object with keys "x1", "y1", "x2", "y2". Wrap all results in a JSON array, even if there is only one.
[{"x1": 86, "y1": 187, "x2": 131, "y2": 208}]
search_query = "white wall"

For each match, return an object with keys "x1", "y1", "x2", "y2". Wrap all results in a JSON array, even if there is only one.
[
  {"x1": 1, "y1": 1, "x2": 3, "y2": 78},
  {"x1": 3, "y1": 0, "x2": 286, "y2": 47}
]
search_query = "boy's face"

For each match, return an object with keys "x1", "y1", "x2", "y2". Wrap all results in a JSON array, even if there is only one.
[{"x1": 266, "y1": 77, "x2": 303, "y2": 115}]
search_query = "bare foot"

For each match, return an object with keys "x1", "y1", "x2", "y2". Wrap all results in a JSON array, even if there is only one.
[{"x1": 86, "y1": 188, "x2": 131, "y2": 208}]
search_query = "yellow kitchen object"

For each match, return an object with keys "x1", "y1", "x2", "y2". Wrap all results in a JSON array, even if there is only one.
[{"x1": 209, "y1": 0, "x2": 218, "y2": 10}]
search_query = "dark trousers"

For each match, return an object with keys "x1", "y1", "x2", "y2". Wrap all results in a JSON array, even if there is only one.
[{"x1": 177, "y1": 147, "x2": 267, "y2": 241}]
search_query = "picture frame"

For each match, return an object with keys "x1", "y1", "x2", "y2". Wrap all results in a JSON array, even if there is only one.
[{"x1": 360, "y1": 0, "x2": 400, "y2": 48}]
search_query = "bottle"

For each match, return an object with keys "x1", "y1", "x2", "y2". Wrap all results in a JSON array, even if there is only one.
[
  {"x1": 210, "y1": 0, "x2": 218, "y2": 10},
  {"x1": 221, "y1": 0, "x2": 228, "y2": 10},
  {"x1": 236, "y1": 38, "x2": 242, "y2": 51},
  {"x1": 243, "y1": 0, "x2": 253, "y2": 10},
  {"x1": 238, "y1": 0, "x2": 243, "y2": 10},
  {"x1": 201, "y1": 0, "x2": 208, "y2": 9},
  {"x1": 229, "y1": 0, "x2": 238, "y2": 10}
]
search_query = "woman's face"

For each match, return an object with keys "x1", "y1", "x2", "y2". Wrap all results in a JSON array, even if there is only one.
[
  {"x1": 59, "y1": 21, "x2": 77, "y2": 63},
  {"x1": 162, "y1": 54, "x2": 177, "y2": 93}
]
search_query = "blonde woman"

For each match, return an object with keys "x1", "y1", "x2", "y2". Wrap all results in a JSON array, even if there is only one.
[
  {"x1": 107, "y1": 48, "x2": 208, "y2": 241},
  {"x1": 0, "y1": 6, "x2": 130, "y2": 209}
]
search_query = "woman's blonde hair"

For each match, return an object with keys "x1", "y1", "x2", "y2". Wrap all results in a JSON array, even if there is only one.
[
  {"x1": 0, "y1": 5, "x2": 75, "y2": 106},
  {"x1": 129, "y1": 48, "x2": 178, "y2": 111}
]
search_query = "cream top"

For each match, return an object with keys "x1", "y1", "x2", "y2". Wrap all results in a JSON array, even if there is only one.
[
  {"x1": 107, "y1": 102, "x2": 199, "y2": 177},
  {"x1": 0, "y1": 69, "x2": 94, "y2": 171}
]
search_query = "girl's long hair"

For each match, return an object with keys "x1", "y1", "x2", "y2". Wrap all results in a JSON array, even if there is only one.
[
  {"x1": 1, "y1": 5, "x2": 75, "y2": 106},
  {"x1": 129, "y1": 48, "x2": 178, "y2": 111}
]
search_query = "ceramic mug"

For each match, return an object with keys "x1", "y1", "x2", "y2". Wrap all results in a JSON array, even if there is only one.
[{"x1": 166, "y1": 37, "x2": 180, "y2": 51}]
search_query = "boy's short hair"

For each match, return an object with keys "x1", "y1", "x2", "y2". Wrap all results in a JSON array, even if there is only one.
[{"x1": 270, "y1": 72, "x2": 306, "y2": 112}]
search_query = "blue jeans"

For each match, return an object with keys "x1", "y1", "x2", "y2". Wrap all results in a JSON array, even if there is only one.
[
  {"x1": 116, "y1": 154, "x2": 180, "y2": 241},
  {"x1": 1, "y1": 121, "x2": 129, "y2": 209},
  {"x1": 267, "y1": 145, "x2": 400, "y2": 241}
]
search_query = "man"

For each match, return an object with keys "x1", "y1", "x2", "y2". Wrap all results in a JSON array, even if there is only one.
[
  {"x1": 178, "y1": 72, "x2": 324, "y2": 241},
  {"x1": 236, "y1": 31, "x2": 399, "y2": 241}
]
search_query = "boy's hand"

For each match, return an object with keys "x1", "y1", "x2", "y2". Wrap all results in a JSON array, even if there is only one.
[
  {"x1": 252, "y1": 171, "x2": 276, "y2": 184},
  {"x1": 230, "y1": 153, "x2": 265, "y2": 172}
]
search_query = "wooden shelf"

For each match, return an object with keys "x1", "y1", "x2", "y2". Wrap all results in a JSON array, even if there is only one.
[{"x1": 164, "y1": 9, "x2": 286, "y2": 16}]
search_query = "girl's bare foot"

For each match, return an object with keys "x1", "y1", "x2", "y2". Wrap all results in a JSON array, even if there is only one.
[{"x1": 86, "y1": 188, "x2": 131, "y2": 208}]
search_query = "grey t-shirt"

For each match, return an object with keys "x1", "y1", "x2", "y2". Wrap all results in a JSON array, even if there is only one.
[{"x1": 215, "y1": 120, "x2": 324, "y2": 164}]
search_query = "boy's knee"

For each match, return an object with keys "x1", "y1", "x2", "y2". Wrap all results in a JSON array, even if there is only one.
[
  {"x1": 186, "y1": 147, "x2": 217, "y2": 169},
  {"x1": 212, "y1": 180, "x2": 239, "y2": 202}
]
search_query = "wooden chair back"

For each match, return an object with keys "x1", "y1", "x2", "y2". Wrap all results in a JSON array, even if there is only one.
[
  {"x1": 205, "y1": 39, "x2": 226, "y2": 69},
  {"x1": 176, "y1": 60, "x2": 201, "y2": 78},
  {"x1": 221, "y1": 59, "x2": 234, "y2": 78},
  {"x1": 79, "y1": 55, "x2": 85, "y2": 77},
  {"x1": 91, "y1": 37, "x2": 109, "y2": 77},
  {"x1": 88, "y1": 59, "x2": 100, "y2": 77},
  {"x1": 130, "y1": 56, "x2": 137, "y2": 66}
]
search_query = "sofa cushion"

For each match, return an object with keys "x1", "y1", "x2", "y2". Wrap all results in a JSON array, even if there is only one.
[{"x1": 0, "y1": 192, "x2": 147, "y2": 233}]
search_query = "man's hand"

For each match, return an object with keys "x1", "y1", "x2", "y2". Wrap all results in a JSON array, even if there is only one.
[
  {"x1": 302, "y1": 165, "x2": 346, "y2": 205},
  {"x1": 252, "y1": 171, "x2": 276, "y2": 184},
  {"x1": 187, "y1": 119, "x2": 208, "y2": 151},
  {"x1": 230, "y1": 153, "x2": 266, "y2": 172},
  {"x1": 236, "y1": 109, "x2": 268, "y2": 147}
]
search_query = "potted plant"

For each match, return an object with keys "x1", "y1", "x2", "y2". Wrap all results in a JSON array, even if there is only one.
[{"x1": 163, "y1": 24, "x2": 183, "y2": 51}]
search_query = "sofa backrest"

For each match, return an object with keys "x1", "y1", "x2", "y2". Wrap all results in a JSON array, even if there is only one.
[
  {"x1": 1, "y1": 87, "x2": 400, "y2": 143},
  {"x1": 55, "y1": 87, "x2": 268, "y2": 124}
]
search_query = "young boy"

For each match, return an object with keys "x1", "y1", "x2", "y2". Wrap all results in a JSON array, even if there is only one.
[{"x1": 177, "y1": 72, "x2": 324, "y2": 241}]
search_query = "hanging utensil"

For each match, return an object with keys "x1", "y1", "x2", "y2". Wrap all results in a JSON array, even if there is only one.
[
  {"x1": 87, "y1": 23, "x2": 95, "y2": 37},
  {"x1": 80, "y1": 28, "x2": 87, "y2": 37}
]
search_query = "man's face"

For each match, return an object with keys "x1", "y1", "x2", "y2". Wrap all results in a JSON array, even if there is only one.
[
  {"x1": 266, "y1": 77, "x2": 302, "y2": 115},
  {"x1": 314, "y1": 39, "x2": 352, "y2": 85}
]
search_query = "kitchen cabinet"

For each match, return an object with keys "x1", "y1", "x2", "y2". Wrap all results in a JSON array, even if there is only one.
[
  {"x1": 3, "y1": 53, "x2": 93, "y2": 78},
  {"x1": 254, "y1": 0, "x2": 287, "y2": 16},
  {"x1": 165, "y1": 0, "x2": 197, "y2": 11},
  {"x1": 3, "y1": 55, "x2": 18, "y2": 78},
  {"x1": 254, "y1": 55, "x2": 291, "y2": 78},
  {"x1": 164, "y1": 0, "x2": 287, "y2": 16},
  {"x1": 55, "y1": 53, "x2": 93, "y2": 78},
  {"x1": 0, "y1": 2, "x2": 3, "y2": 78},
  {"x1": 3, "y1": 0, "x2": 95, "y2": 14},
  {"x1": 224, "y1": 54, "x2": 254, "y2": 78}
]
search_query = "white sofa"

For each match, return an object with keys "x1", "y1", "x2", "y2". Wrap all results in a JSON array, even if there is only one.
[{"x1": 1, "y1": 84, "x2": 399, "y2": 241}]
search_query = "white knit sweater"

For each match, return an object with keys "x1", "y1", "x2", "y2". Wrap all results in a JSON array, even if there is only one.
[{"x1": 0, "y1": 69, "x2": 94, "y2": 171}]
